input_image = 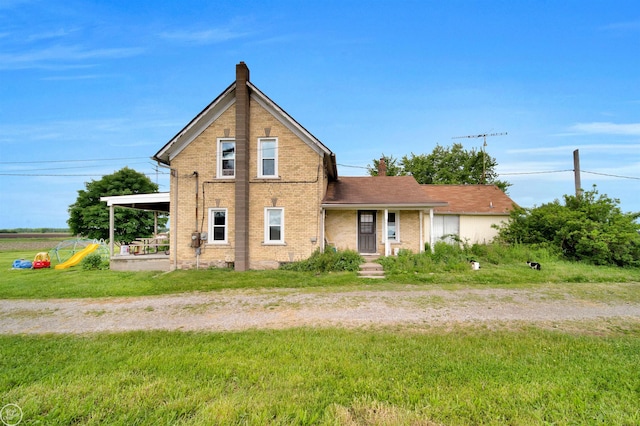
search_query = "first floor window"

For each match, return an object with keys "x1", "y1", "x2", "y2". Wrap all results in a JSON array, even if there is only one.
[
  {"x1": 208, "y1": 208, "x2": 227, "y2": 243},
  {"x1": 387, "y1": 211, "x2": 398, "y2": 242},
  {"x1": 433, "y1": 215, "x2": 459, "y2": 245},
  {"x1": 265, "y1": 207, "x2": 284, "y2": 244},
  {"x1": 217, "y1": 139, "x2": 235, "y2": 177}
]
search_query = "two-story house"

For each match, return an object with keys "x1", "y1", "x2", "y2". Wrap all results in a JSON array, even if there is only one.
[
  {"x1": 150, "y1": 62, "x2": 466, "y2": 270},
  {"x1": 153, "y1": 62, "x2": 335, "y2": 270}
]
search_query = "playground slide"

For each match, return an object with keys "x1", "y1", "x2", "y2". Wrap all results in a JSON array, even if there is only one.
[{"x1": 54, "y1": 244, "x2": 99, "y2": 270}]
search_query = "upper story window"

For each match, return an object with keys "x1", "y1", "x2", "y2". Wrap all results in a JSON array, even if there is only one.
[
  {"x1": 387, "y1": 211, "x2": 399, "y2": 242},
  {"x1": 208, "y1": 208, "x2": 228, "y2": 244},
  {"x1": 217, "y1": 139, "x2": 235, "y2": 178},
  {"x1": 258, "y1": 138, "x2": 278, "y2": 178}
]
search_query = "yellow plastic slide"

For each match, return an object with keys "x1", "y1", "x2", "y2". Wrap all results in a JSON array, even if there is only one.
[{"x1": 54, "y1": 244, "x2": 100, "y2": 270}]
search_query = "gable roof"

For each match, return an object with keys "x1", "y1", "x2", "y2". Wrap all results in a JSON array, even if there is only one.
[
  {"x1": 422, "y1": 184, "x2": 516, "y2": 215},
  {"x1": 153, "y1": 82, "x2": 236, "y2": 165},
  {"x1": 152, "y1": 79, "x2": 337, "y2": 179},
  {"x1": 322, "y1": 176, "x2": 447, "y2": 209}
]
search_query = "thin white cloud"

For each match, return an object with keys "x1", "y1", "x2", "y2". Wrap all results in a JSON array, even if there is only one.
[
  {"x1": 0, "y1": 0, "x2": 33, "y2": 9},
  {"x1": 110, "y1": 140, "x2": 158, "y2": 148},
  {"x1": 0, "y1": 119, "x2": 126, "y2": 143},
  {"x1": 26, "y1": 27, "x2": 80, "y2": 43},
  {"x1": 0, "y1": 45, "x2": 144, "y2": 70},
  {"x1": 507, "y1": 143, "x2": 640, "y2": 155},
  {"x1": 569, "y1": 122, "x2": 640, "y2": 135},
  {"x1": 250, "y1": 34, "x2": 300, "y2": 46},
  {"x1": 600, "y1": 20, "x2": 640, "y2": 32},
  {"x1": 159, "y1": 28, "x2": 251, "y2": 44},
  {"x1": 40, "y1": 74, "x2": 106, "y2": 81},
  {"x1": 0, "y1": 118, "x2": 183, "y2": 144},
  {"x1": 581, "y1": 164, "x2": 640, "y2": 181},
  {"x1": 497, "y1": 160, "x2": 569, "y2": 174}
]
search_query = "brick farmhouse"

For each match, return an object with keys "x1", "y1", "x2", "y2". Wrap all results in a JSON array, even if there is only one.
[{"x1": 134, "y1": 62, "x2": 516, "y2": 271}]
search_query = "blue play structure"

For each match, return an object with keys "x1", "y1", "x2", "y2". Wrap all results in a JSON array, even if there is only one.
[{"x1": 12, "y1": 259, "x2": 33, "y2": 269}]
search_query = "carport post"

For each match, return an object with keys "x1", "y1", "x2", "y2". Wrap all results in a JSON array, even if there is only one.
[{"x1": 108, "y1": 205, "x2": 115, "y2": 257}]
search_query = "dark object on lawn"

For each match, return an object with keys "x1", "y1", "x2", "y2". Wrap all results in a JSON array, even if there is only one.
[{"x1": 527, "y1": 261, "x2": 541, "y2": 270}]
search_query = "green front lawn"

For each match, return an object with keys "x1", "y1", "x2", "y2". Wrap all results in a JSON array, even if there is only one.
[
  {"x1": 3, "y1": 247, "x2": 640, "y2": 299},
  {"x1": 2, "y1": 243, "x2": 640, "y2": 425},
  {"x1": 2, "y1": 326, "x2": 639, "y2": 425}
]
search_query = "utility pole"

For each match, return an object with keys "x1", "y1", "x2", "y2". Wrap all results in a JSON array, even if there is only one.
[
  {"x1": 452, "y1": 132, "x2": 507, "y2": 183},
  {"x1": 573, "y1": 149, "x2": 582, "y2": 197}
]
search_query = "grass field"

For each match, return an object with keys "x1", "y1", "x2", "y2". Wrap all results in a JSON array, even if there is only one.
[
  {"x1": 2, "y1": 326, "x2": 640, "y2": 425},
  {"x1": 3, "y1": 244, "x2": 640, "y2": 299},
  {"x1": 2, "y1": 238, "x2": 640, "y2": 424}
]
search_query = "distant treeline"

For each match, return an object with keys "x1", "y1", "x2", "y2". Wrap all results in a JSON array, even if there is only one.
[{"x1": 0, "y1": 228, "x2": 70, "y2": 234}]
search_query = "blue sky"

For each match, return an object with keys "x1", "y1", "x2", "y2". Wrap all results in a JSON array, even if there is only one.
[{"x1": 1, "y1": 0, "x2": 639, "y2": 229}]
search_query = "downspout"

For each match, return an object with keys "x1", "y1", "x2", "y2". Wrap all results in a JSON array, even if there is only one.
[
  {"x1": 193, "y1": 171, "x2": 199, "y2": 269},
  {"x1": 193, "y1": 171, "x2": 199, "y2": 232},
  {"x1": 320, "y1": 208, "x2": 325, "y2": 253}
]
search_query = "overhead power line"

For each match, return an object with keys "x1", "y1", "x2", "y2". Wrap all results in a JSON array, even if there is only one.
[
  {"x1": 500, "y1": 169, "x2": 573, "y2": 176},
  {"x1": 337, "y1": 163, "x2": 368, "y2": 169},
  {"x1": 0, "y1": 171, "x2": 169, "y2": 177},
  {"x1": 335, "y1": 162, "x2": 640, "y2": 182},
  {"x1": 1, "y1": 162, "x2": 152, "y2": 173},
  {"x1": 0, "y1": 156, "x2": 150, "y2": 165},
  {"x1": 582, "y1": 170, "x2": 640, "y2": 180},
  {"x1": 0, "y1": 173, "x2": 115, "y2": 177}
]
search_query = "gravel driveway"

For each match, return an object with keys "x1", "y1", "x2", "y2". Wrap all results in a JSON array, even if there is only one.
[{"x1": 2, "y1": 287, "x2": 639, "y2": 334}]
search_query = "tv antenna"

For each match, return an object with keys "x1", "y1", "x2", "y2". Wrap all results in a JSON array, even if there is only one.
[{"x1": 452, "y1": 132, "x2": 507, "y2": 183}]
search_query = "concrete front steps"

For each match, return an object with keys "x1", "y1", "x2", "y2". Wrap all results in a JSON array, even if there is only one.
[{"x1": 358, "y1": 255, "x2": 385, "y2": 279}]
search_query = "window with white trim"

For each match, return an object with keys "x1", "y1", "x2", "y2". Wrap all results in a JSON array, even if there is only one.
[
  {"x1": 264, "y1": 207, "x2": 284, "y2": 244},
  {"x1": 208, "y1": 208, "x2": 228, "y2": 244},
  {"x1": 258, "y1": 138, "x2": 278, "y2": 177},
  {"x1": 217, "y1": 139, "x2": 235, "y2": 178},
  {"x1": 387, "y1": 211, "x2": 399, "y2": 242}
]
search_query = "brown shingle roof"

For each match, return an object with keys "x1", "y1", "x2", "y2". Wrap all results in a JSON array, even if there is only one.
[
  {"x1": 422, "y1": 184, "x2": 516, "y2": 214},
  {"x1": 323, "y1": 176, "x2": 447, "y2": 208}
]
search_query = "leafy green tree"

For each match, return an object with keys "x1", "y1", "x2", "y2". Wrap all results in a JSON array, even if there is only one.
[
  {"x1": 368, "y1": 143, "x2": 510, "y2": 192},
  {"x1": 496, "y1": 186, "x2": 640, "y2": 267},
  {"x1": 67, "y1": 167, "x2": 165, "y2": 243}
]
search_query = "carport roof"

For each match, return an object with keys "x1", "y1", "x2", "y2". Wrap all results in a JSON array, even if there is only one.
[{"x1": 100, "y1": 192, "x2": 170, "y2": 213}]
